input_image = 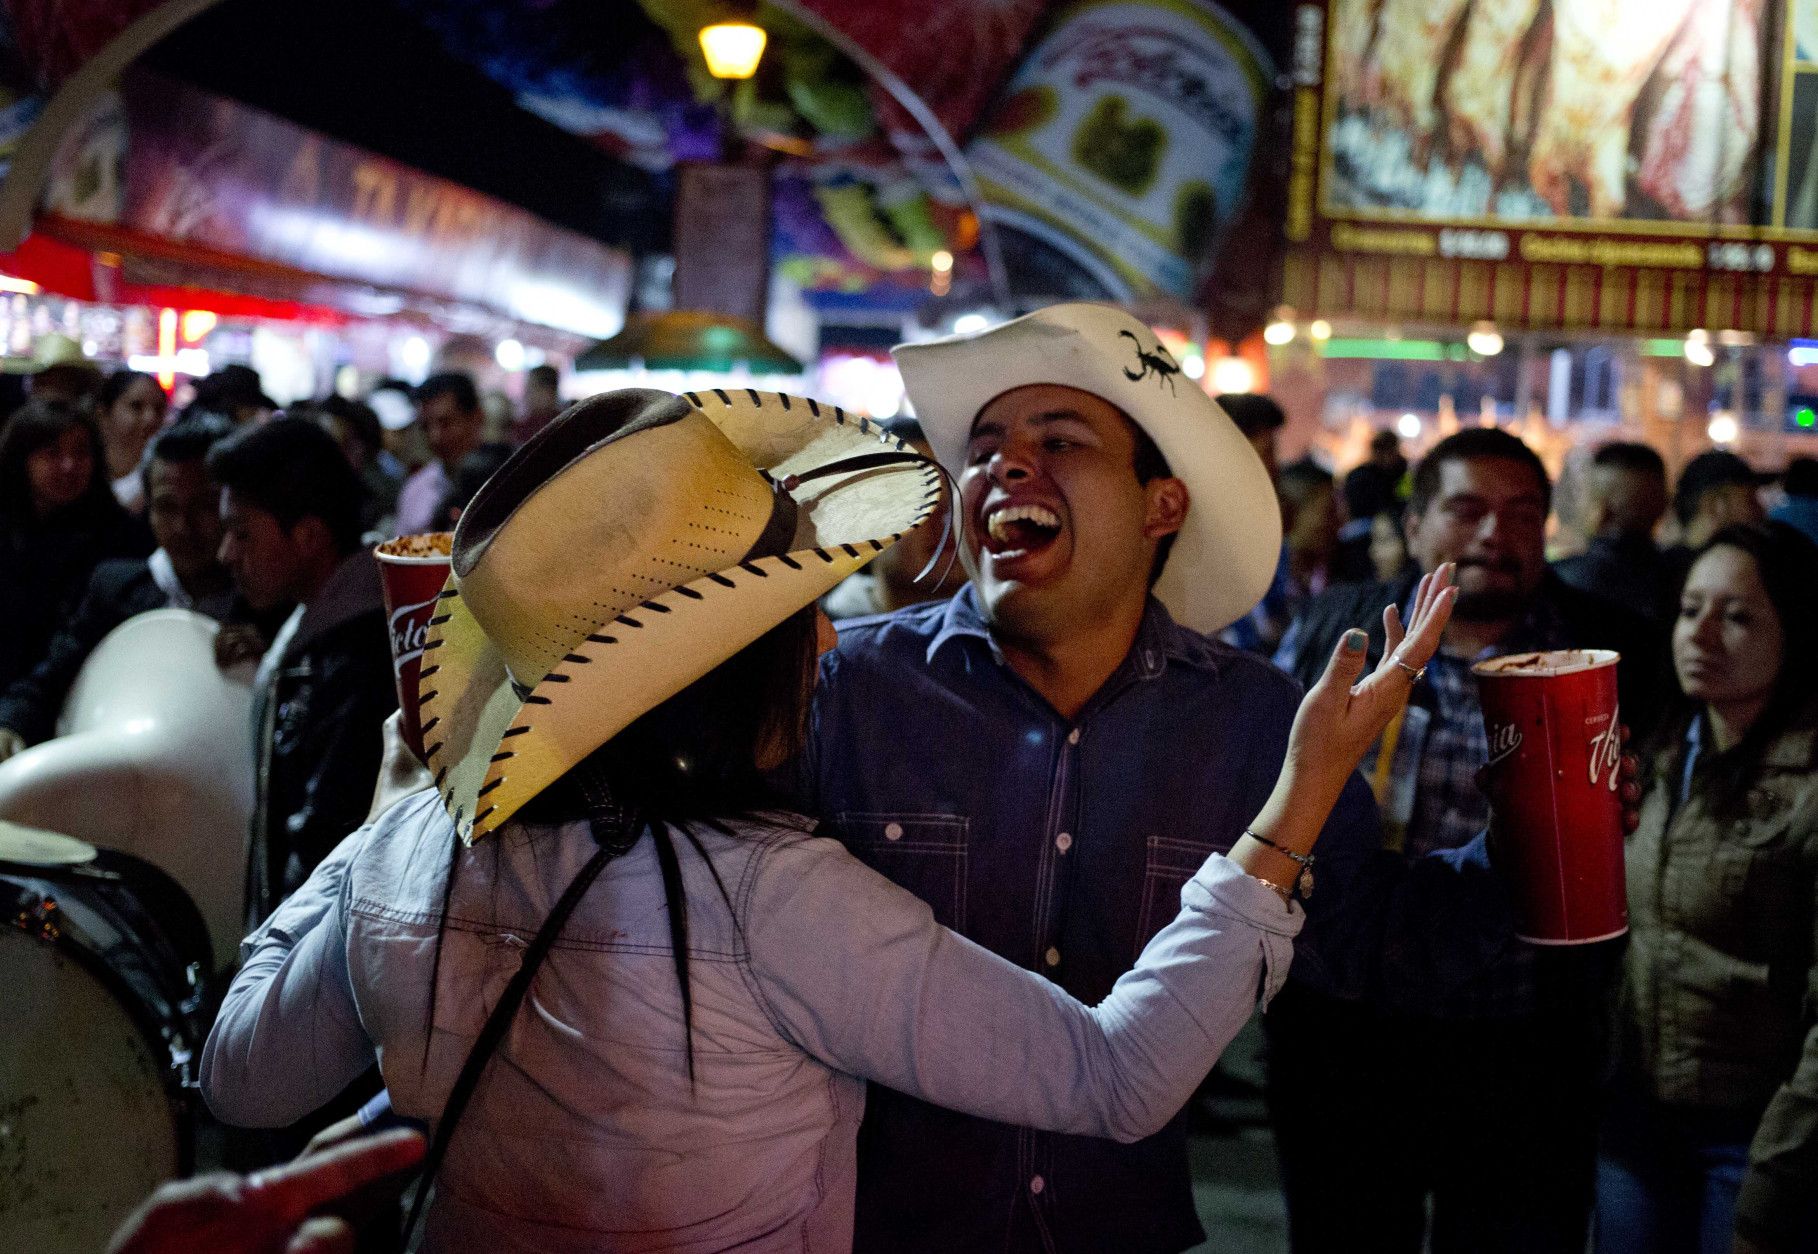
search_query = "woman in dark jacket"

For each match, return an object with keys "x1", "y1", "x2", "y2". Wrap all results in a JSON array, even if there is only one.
[
  {"x1": 0, "y1": 397, "x2": 150, "y2": 689},
  {"x1": 1598, "y1": 522, "x2": 1818, "y2": 1254}
]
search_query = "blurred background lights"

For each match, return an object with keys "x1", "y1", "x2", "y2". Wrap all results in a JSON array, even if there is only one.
[
  {"x1": 1263, "y1": 319, "x2": 1295, "y2": 346},
  {"x1": 1210, "y1": 356, "x2": 1255, "y2": 394},
  {"x1": 495, "y1": 338, "x2": 526, "y2": 370},
  {"x1": 1466, "y1": 322, "x2": 1503, "y2": 356},
  {"x1": 1707, "y1": 413, "x2": 1739, "y2": 444},
  {"x1": 952, "y1": 313, "x2": 990, "y2": 335},
  {"x1": 1397, "y1": 411, "x2": 1422, "y2": 438},
  {"x1": 400, "y1": 335, "x2": 432, "y2": 379},
  {"x1": 181, "y1": 310, "x2": 217, "y2": 342},
  {"x1": 1795, "y1": 406, "x2": 1817, "y2": 429},
  {"x1": 1181, "y1": 350, "x2": 1205, "y2": 380},
  {"x1": 816, "y1": 353, "x2": 905, "y2": 418},
  {"x1": 1309, "y1": 319, "x2": 1332, "y2": 341},
  {"x1": 1684, "y1": 329, "x2": 1715, "y2": 367}
]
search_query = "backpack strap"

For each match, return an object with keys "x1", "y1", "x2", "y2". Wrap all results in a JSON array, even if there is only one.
[{"x1": 402, "y1": 802, "x2": 639, "y2": 1245}]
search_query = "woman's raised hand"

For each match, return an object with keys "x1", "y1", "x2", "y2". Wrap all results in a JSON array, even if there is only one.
[
  {"x1": 1239, "y1": 565, "x2": 1456, "y2": 870},
  {"x1": 1295, "y1": 562, "x2": 1457, "y2": 774}
]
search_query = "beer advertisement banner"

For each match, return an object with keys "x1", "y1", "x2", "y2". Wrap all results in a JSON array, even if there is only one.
[
  {"x1": 1283, "y1": 0, "x2": 1818, "y2": 334},
  {"x1": 966, "y1": 0, "x2": 1274, "y2": 303}
]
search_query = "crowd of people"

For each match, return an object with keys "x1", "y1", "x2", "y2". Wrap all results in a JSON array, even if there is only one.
[{"x1": 1, "y1": 306, "x2": 1813, "y2": 1254}]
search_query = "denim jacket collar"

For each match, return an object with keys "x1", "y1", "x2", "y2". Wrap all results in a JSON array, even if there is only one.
[{"x1": 926, "y1": 585, "x2": 1223, "y2": 683}]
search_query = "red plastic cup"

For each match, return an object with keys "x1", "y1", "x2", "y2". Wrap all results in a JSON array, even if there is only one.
[
  {"x1": 374, "y1": 533, "x2": 453, "y2": 761},
  {"x1": 1473, "y1": 649, "x2": 1627, "y2": 945}
]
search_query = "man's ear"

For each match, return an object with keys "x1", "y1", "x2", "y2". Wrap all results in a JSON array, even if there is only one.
[
  {"x1": 1143, "y1": 476, "x2": 1190, "y2": 540},
  {"x1": 289, "y1": 513, "x2": 337, "y2": 558}
]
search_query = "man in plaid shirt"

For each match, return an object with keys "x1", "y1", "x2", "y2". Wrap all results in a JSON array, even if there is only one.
[{"x1": 1273, "y1": 428, "x2": 1663, "y2": 1254}]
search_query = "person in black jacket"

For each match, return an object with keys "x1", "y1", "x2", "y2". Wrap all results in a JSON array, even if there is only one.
[
  {"x1": 1269, "y1": 427, "x2": 1663, "y2": 1254},
  {"x1": 0, "y1": 397, "x2": 152, "y2": 692},
  {"x1": 0, "y1": 418, "x2": 257, "y2": 757},
  {"x1": 207, "y1": 418, "x2": 396, "y2": 926},
  {"x1": 1553, "y1": 442, "x2": 1676, "y2": 625}
]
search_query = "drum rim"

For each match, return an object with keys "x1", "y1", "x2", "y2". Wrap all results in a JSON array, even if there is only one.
[
  {"x1": 0, "y1": 818, "x2": 97, "y2": 867},
  {"x1": 2, "y1": 882, "x2": 199, "y2": 1174}
]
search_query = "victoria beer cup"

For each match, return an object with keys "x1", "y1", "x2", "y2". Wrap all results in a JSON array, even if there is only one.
[{"x1": 374, "y1": 533, "x2": 454, "y2": 761}]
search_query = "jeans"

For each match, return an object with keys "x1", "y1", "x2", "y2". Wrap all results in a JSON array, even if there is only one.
[{"x1": 1595, "y1": 1087, "x2": 1755, "y2": 1254}]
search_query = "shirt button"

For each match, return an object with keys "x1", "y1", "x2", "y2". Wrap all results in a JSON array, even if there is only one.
[
  {"x1": 1030, "y1": 1175, "x2": 1045, "y2": 1194},
  {"x1": 1055, "y1": 832, "x2": 1072, "y2": 853},
  {"x1": 1044, "y1": 946, "x2": 1060, "y2": 967},
  {"x1": 884, "y1": 822, "x2": 903, "y2": 841},
  {"x1": 1067, "y1": 728, "x2": 1080, "y2": 745}
]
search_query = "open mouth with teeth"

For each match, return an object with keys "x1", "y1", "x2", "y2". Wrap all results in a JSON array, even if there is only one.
[{"x1": 983, "y1": 502, "x2": 1063, "y2": 557}]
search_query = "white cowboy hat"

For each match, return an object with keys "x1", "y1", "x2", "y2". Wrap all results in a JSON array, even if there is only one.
[
  {"x1": 893, "y1": 303, "x2": 1280, "y2": 634},
  {"x1": 419, "y1": 387, "x2": 940, "y2": 844}
]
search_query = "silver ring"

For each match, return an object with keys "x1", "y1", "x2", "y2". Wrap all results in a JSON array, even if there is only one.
[{"x1": 1395, "y1": 660, "x2": 1425, "y2": 683}]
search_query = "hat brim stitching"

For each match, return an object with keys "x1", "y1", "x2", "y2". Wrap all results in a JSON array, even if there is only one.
[{"x1": 440, "y1": 408, "x2": 940, "y2": 838}]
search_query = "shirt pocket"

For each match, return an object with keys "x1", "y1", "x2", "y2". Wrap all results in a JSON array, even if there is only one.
[
  {"x1": 835, "y1": 813, "x2": 970, "y2": 932},
  {"x1": 1136, "y1": 836, "x2": 1216, "y2": 957}
]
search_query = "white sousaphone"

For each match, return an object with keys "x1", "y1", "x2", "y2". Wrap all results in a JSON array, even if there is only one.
[{"x1": 0, "y1": 609, "x2": 255, "y2": 969}]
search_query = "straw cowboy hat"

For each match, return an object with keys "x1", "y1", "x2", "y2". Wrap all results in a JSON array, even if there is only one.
[
  {"x1": 2, "y1": 331, "x2": 101, "y2": 375},
  {"x1": 893, "y1": 303, "x2": 1280, "y2": 634},
  {"x1": 419, "y1": 387, "x2": 941, "y2": 844}
]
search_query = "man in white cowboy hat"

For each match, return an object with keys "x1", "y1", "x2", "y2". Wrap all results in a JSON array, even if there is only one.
[{"x1": 802, "y1": 303, "x2": 1515, "y2": 1253}]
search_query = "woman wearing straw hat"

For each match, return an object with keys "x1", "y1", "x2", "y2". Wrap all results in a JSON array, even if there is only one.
[{"x1": 201, "y1": 386, "x2": 1455, "y2": 1252}]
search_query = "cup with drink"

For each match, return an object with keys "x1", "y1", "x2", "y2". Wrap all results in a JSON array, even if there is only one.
[
  {"x1": 1473, "y1": 649, "x2": 1627, "y2": 945},
  {"x1": 374, "y1": 533, "x2": 453, "y2": 762}
]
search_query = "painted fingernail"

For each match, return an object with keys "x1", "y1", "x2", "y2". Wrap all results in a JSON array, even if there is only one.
[{"x1": 1345, "y1": 629, "x2": 1367, "y2": 651}]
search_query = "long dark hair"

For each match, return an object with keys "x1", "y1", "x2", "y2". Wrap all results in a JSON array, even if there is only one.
[
  {"x1": 1666, "y1": 520, "x2": 1818, "y2": 812},
  {"x1": 0, "y1": 397, "x2": 124, "y2": 536},
  {"x1": 97, "y1": 369, "x2": 166, "y2": 413},
  {"x1": 423, "y1": 603, "x2": 822, "y2": 1081}
]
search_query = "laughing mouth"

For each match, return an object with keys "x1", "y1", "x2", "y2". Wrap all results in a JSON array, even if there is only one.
[{"x1": 984, "y1": 503, "x2": 1062, "y2": 555}]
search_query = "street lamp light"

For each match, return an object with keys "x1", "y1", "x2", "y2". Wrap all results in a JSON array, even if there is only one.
[{"x1": 700, "y1": 22, "x2": 767, "y2": 79}]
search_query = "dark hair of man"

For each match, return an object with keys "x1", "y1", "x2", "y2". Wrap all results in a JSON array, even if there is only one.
[
  {"x1": 432, "y1": 442, "x2": 513, "y2": 525},
  {"x1": 149, "y1": 413, "x2": 233, "y2": 466},
  {"x1": 0, "y1": 396, "x2": 124, "y2": 534},
  {"x1": 427, "y1": 604, "x2": 822, "y2": 1082},
  {"x1": 417, "y1": 372, "x2": 480, "y2": 414},
  {"x1": 1128, "y1": 417, "x2": 1177, "y2": 589},
  {"x1": 880, "y1": 415, "x2": 927, "y2": 445},
  {"x1": 1279, "y1": 456, "x2": 1334, "y2": 507},
  {"x1": 1673, "y1": 451, "x2": 1760, "y2": 526},
  {"x1": 1783, "y1": 456, "x2": 1818, "y2": 499},
  {"x1": 1217, "y1": 393, "x2": 1286, "y2": 438},
  {"x1": 310, "y1": 395, "x2": 384, "y2": 456},
  {"x1": 1591, "y1": 441, "x2": 1665, "y2": 478},
  {"x1": 526, "y1": 364, "x2": 560, "y2": 391},
  {"x1": 193, "y1": 365, "x2": 270, "y2": 413},
  {"x1": 97, "y1": 369, "x2": 167, "y2": 412},
  {"x1": 1407, "y1": 427, "x2": 1551, "y2": 519},
  {"x1": 205, "y1": 417, "x2": 366, "y2": 554},
  {"x1": 1666, "y1": 521, "x2": 1818, "y2": 813}
]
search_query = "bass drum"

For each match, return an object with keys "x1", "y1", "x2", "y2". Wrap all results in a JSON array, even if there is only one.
[{"x1": 0, "y1": 821, "x2": 211, "y2": 1253}]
